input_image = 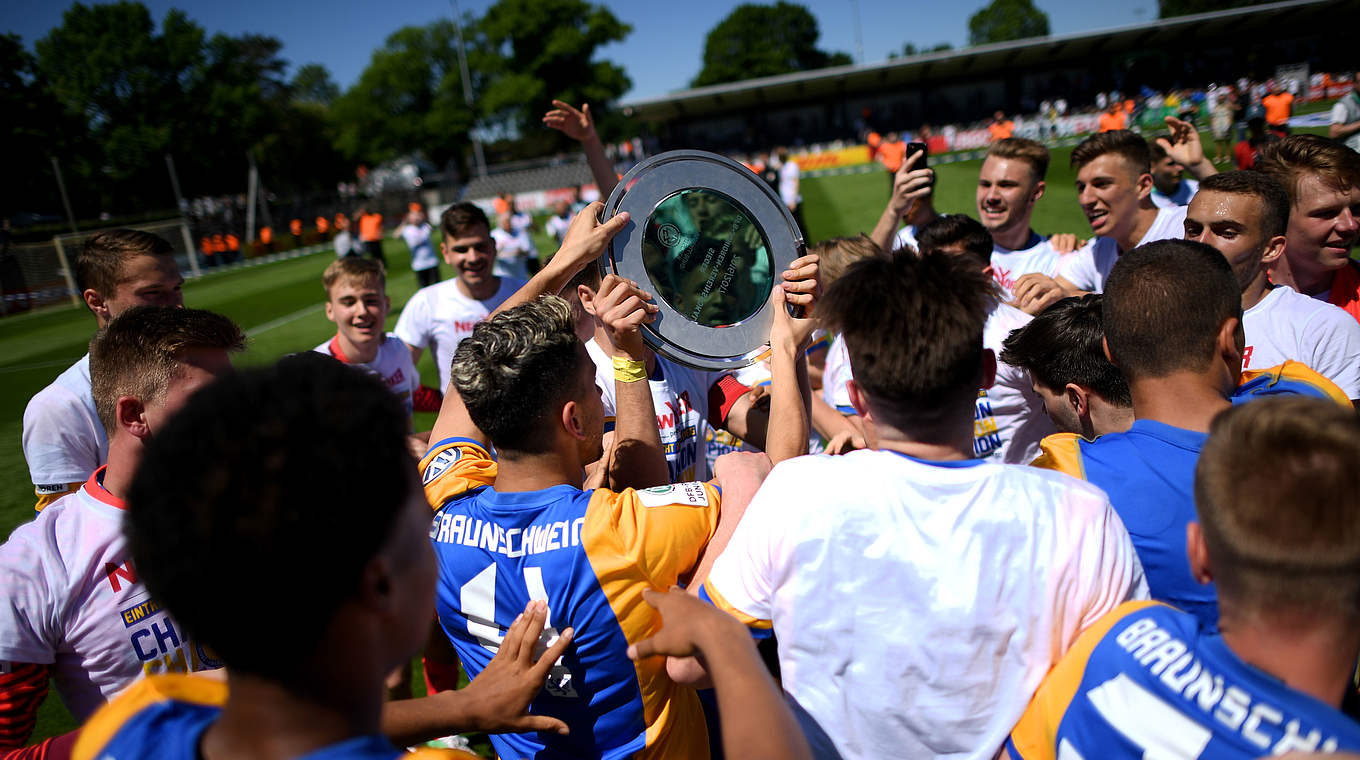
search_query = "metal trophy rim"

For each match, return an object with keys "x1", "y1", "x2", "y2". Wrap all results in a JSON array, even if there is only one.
[{"x1": 599, "y1": 149, "x2": 805, "y2": 372}]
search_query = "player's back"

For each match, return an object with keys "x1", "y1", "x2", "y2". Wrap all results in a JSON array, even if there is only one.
[
  {"x1": 705, "y1": 450, "x2": 1146, "y2": 760},
  {"x1": 1006, "y1": 601, "x2": 1360, "y2": 759},
  {"x1": 1033, "y1": 421, "x2": 1216, "y2": 628},
  {"x1": 424, "y1": 439, "x2": 719, "y2": 760}
]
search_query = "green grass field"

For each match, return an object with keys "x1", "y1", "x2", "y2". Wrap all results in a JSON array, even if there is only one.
[{"x1": 1, "y1": 126, "x2": 1334, "y2": 744}]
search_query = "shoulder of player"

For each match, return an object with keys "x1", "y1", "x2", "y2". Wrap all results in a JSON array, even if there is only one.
[
  {"x1": 607, "y1": 481, "x2": 719, "y2": 511},
  {"x1": 994, "y1": 454, "x2": 1113, "y2": 511},
  {"x1": 24, "y1": 363, "x2": 90, "y2": 420},
  {"x1": 1274, "y1": 287, "x2": 1360, "y2": 335},
  {"x1": 1151, "y1": 205, "x2": 1188, "y2": 240},
  {"x1": 73, "y1": 674, "x2": 225, "y2": 760}
]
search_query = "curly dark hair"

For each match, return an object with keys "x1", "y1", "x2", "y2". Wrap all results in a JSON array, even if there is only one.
[{"x1": 124, "y1": 352, "x2": 414, "y2": 682}]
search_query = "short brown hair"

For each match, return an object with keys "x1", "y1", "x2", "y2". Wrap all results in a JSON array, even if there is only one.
[
  {"x1": 90, "y1": 306, "x2": 246, "y2": 434},
  {"x1": 322, "y1": 257, "x2": 386, "y2": 297},
  {"x1": 75, "y1": 229, "x2": 175, "y2": 296},
  {"x1": 1103, "y1": 239, "x2": 1241, "y2": 380},
  {"x1": 1195, "y1": 397, "x2": 1360, "y2": 615},
  {"x1": 987, "y1": 137, "x2": 1050, "y2": 182},
  {"x1": 807, "y1": 234, "x2": 881, "y2": 288},
  {"x1": 820, "y1": 250, "x2": 996, "y2": 438},
  {"x1": 1197, "y1": 171, "x2": 1291, "y2": 239},
  {"x1": 440, "y1": 202, "x2": 491, "y2": 240},
  {"x1": 1255, "y1": 134, "x2": 1360, "y2": 203},
  {"x1": 1070, "y1": 130, "x2": 1151, "y2": 176}
]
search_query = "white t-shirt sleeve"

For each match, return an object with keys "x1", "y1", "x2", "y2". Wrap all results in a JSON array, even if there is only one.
[
  {"x1": 1056, "y1": 241, "x2": 1099, "y2": 292},
  {"x1": 22, "y1": 387, "x2": 103, "y2": 487},
  {"x1": 392, "y1": 290, "x2": 432, "y2": 350},
  {"x1": 1304, "y1": 306, "x2": 1360, "y2": 398},
  {"x1": 704, "y1": 466, "x2": 787, "y2": 623},
  {"x1": 1332, "y1": 101, "x2": 1349, "y2": 125},
  {"x1": 0, "y1": 522, "x2": 60, "y2": 664},
  {"x1": 893, "y1": 225, "x2": 918, "y2": 253}
]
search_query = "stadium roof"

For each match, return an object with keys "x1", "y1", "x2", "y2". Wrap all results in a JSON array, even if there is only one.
[{"x1": 619, "y1": 0, "x2": 1346, "y2": 123}]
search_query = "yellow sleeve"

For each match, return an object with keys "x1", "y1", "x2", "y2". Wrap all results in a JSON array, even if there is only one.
[
  {"x1": 420, "y1": 437, "x2": 498, "y2": 511},
  {"x1": 582, "y1": 482, "x2": 723, "y2": 587},
  {"x1": 1240, "y1": 361, "x2": 1352, "y2": 408},
  {"x1": 1029, "y1": 433, "x2": 1087, "y2": 479},
  {"x1": 73, "y1": 674, "x2": 227, "y2": 760},
  {"x1": 34, "y1": 482, "x2": 81, "y2": 512},
  {"x1": 1007, "y1": 600, "x2": 1164, "y2": 760}
]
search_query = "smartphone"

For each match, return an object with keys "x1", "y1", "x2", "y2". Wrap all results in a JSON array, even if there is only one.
[{"x1": 906, "y1": 141, "x2": 928, "y2": 167}]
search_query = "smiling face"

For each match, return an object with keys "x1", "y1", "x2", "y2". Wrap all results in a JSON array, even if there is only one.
[
  {"x1": 1076, "y1": 154, "x2": 1150, "y2": 241},
  {"x1": 325, "y1": 275, "x2": 390, "y2": 351},
  {"x1": 976, "y1": 156, "x2": 1044, "y2": 238},
  {"x1": 1283, "y1": 174, "x2": 1360, "y2": 279},
  {"x1": 442, "y1": 223, "x2": 497, "y2": 294}
]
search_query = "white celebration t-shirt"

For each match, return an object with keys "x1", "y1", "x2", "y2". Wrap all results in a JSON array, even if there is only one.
[
  {"x1": 706, "y1": 450, "x2": 1147, "y2": 760},
  {"x1": 0, "y1": 468, "x2": 219, "y2": 721},
  {"x1": 393, "y1": 276, "x2": 523, "y2": 391},
  {"x1": 314, "y1": 333, "x2": 420, "y2": 426},
  {"x1": 990, "y1": 232, "x2": 1061, "y2": 302},
  {"x1": 1057, "y1": 206, "x2": 1187, "y2": 293},
  {"x1": 979, "y1": 303, "x2": 1057, "y2": 463},
  {"x1": 1241, "y1": 284, "x2": 1360, "y2": 399}
]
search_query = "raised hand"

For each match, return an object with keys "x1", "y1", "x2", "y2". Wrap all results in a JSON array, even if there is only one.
[
  {"x1": 887, "y1": 149, "x2": 935, "y2": 218},
  {"x1": 543, "y1": 100, "x2": 598, "y2": 143},
  {"x1": 596, "y1": 274, "x2": 659, "y2": 360},
  {"x1": 770, "y1": 253, "x2": 820, "y2": 350},
  {"x1": 1156, "y1": 116, "x2": 1217, "y2": 179},
  {"x1": 553, "y1": 202, "x2": 629, "y2": 276}
]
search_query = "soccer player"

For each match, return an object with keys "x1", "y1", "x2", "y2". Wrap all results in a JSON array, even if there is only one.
[
  {"x1": 1184, "y1": 171, "x2": 1360, "y2": 402},
  {"x1": 915, "y1": 214, "x2": 1056, "y2": 463},
  {"x1": 1, "y1": 306, "x2": 242, "y2": 755},
  {"x1": 22, "y1": 229, "x2": 184, "y2": 511},
  {"x1": 704, "y1": 250, "x2": 1147, "y2": 760},
  {"x1": 868, "y1": 147, "x2": 937, "y2": 254},
  {"x1": 1255, "y1": 135, "x2": 1360, "y2": 324},
  {"x1": 974, "y1": 137, "x2": 1064, "y2": 306},
  {"x1": 358, "y1": 205, "x2": 385, "y2": 266},
  {"x1": 314, "y1": 257, "x2": 422, "y2": 427},
  {"x1": 73, "y1": 353, "x2": 577, "y2": 760},
  {"x1": 1000, "y1": 294, "x2": 1134, "y2": 441},
  {"x1": 393, "y1": 202, "x2": 526, "y2": 393},
  {"x1": 1006, "y1": 397, "x2": 1360, "y2": 759},
  {"x1": 1050, "y1": 131, "x2": 1190, "y2": 295},
  {"x1": 399, "y1": 206, "x2": 441, "y2": 288},
  {"x1": 418, "y1": 283, "x2": 795, "y2": 759},
  {"x1": 1329, "y1": 71, "x2": 1360, "y2": 152},
  {"x1": 1031, "y1": 240, "x2": 1349, "y2": 630}
]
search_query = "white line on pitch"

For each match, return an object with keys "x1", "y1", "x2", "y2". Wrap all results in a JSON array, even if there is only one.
[{"x1": 246, "y1": 304, "x2": 325, "y2": 337}]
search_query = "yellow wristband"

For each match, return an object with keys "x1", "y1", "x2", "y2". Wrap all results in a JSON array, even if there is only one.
[{"x1": 613, "y1": 356, "x2": 647, "y2": 383}]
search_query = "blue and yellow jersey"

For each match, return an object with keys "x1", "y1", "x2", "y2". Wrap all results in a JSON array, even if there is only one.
[
  {"x1": 420, "y1": 437, "x2": 723, "y2": 760},
  {"x1": 1235, "y1": 360, "x2": 1352, "y2": 408},
  {"x1": 1031, "y1": 420, "x2": 1214, "y2": 628},
  {"x1": 1006, "y1": 601, "x2": 1360, "y2": 759},
  {"x1": 72, "y1": 674, "x2": 461, "y2": 760}
]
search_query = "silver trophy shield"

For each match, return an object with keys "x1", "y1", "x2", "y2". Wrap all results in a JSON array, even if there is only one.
[{"x1": 600, "y1": 150, "x2": 805, "y2": 371}]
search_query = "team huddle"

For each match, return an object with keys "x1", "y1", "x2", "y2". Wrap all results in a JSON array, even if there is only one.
[{"x1": 2, "y1": 99, "x2": 1360, "y2": 760}]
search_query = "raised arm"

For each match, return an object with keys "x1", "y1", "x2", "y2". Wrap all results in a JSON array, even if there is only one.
[
  {"x1": 869, "y1": 150, "x2": 934, "y2": 253},
  {"x1": 492, "y1": 202, "x2": 629, "y2": 317},
  {"x1": 543, "y1": 100, "x2": 620, "y2": 199},
  {"x1": 763, "y1": 254, "x2": 820, "y2": 464},
  {"x1": 594, "y1": 274, "x2": 670, "y2": 490},
  {"x1": 722, "y1": 255, "x2": 820, "y2": 465}
]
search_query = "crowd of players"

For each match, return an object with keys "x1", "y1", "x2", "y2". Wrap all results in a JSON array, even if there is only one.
[{"x1": 2, "y1": 88, "x2": 1360, "y2": 760}]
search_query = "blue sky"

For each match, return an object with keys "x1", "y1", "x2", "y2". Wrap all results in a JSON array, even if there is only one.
[{"x1": 6, "y1": 0, "x2": 1157, "y2": 101}]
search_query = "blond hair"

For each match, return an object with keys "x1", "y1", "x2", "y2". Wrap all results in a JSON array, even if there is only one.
[{"x1": 322, "y1": 257, "x2": 386, "y2": 297}]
